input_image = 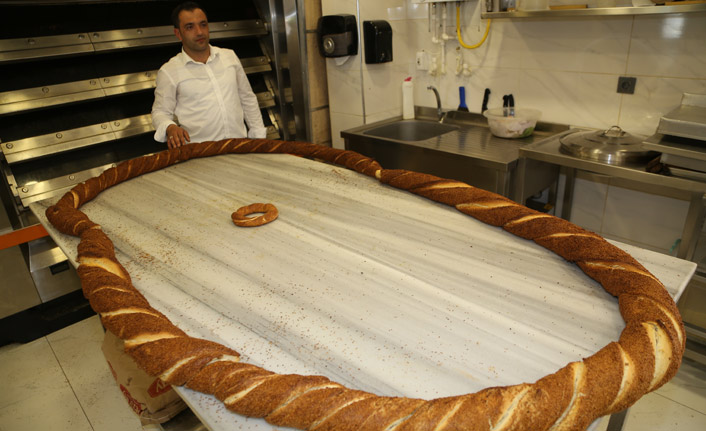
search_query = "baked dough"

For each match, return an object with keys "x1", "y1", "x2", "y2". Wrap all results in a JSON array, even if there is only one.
[
  {"x1": 231, "y1": 203, "x2": 278, "y2": 227},
  {"x1": 45, "y1": 138, "x2": 685, "y2": 431}
]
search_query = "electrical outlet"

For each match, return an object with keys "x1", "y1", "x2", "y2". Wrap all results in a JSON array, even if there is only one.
[
  {"x1": 617, "y1": 76, "x2": 637, "y2": 95},
  {"x1": 416, "y1": 51, "x2": 430, "y2": 70}
]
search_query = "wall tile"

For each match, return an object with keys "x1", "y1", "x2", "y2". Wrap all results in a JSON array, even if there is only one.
[
  {"x1": 406, "y1": 18, "x2": 435, "y2": 53},
  {"x1": 330, "y1": 111, "x2": 364, "y2": 149},
  {"x1": 569, "y1": 174, "x2": 609, "y2": 233},
  {"x1": 327, "y1": 49, "x2": 362, "y2": 73},
  {"x1": 326, "y1": 6, "x2": 706, "y2": 132},
  {"x1": 323, "y1": 1, "x2": 706, "y2": 261},
  {"x1": 363, "y1": 67, "x2": 400, "y2": 117},
  {"x1": 326, "y1": 58, "x2": 364, "y2": 116},
  {"x1": 602, "y1": 184, "x2": 689, "y2": 253},
  {"x1": 513, "y1": 16, "x2": 632, "y2": 74},
  {"x1": 406, "y1": 0, "x2": 428, "y2": 20},
  {"x1": 321, "y1": 0, "x2": 357, "y2": 16},
  {"x1": 363, "y1": 62, "x2": 411, "y2": 117},
  {"x1": 459, "y1": 67, "x2": 521, "y2": 112},
  {"x1": 357, "y1": 18, "x2": 420, "y2": 119},
  {"x1": 619, "y1": 76, "x2": 706, "y2": 136},
  {"x1": 412, "y1": 63, "x2": 524, "y2": 115},
  {"x1": 628, "y1": 12, "x2": 706, "y2": 80},
  {"x1": 519, "y1": 70, "x2": 622, "y2": 129},
  {"x1": 457, "y1": 17, "x2": 524, "y2": 70},
  {"x1": 385, "y1": 19, "x2": 415, "y2": 65},
  {"x1": 360, "y1": 0, "x2": 408, "y2": 22},
  {"x1": 366, "y1": 107, "x2": 402, "y2": 124}
]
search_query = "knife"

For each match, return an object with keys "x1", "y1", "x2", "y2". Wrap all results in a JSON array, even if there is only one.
[
  {"x1": 508, "y1": 94, "x2": 515, "y2": 116},
  {"x1": 481, "y1": 88, "x2": 490, "y2": 113}
]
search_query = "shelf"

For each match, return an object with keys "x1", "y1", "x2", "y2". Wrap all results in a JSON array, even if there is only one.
[
  {"x1": 482, "y1": 4, "x2": 706, "y2": 19},
  {"x1": 0, "y1": 20, "x2": 267, "y2": 64}
]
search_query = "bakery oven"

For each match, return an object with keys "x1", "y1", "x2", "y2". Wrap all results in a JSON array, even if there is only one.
[{"x1": 0, "y1": 0, "x2": 305, "y2": 335}]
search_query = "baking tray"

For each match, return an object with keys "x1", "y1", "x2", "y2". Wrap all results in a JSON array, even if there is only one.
[
  {"x1": 643, "y1": 132, "x2": 706, "y2": 161},
  {"x1": 657, "y1": 93, "x2": 706, "y2": 140}
]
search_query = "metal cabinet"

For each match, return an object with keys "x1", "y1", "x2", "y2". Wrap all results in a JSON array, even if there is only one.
[{"x1": 0, "y1": 0, "x2": 305, "y2": 321}]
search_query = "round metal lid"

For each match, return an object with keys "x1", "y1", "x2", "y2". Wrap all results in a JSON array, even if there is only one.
[{"x1": 559, "y1": 126, "x2": 656, "y2": 165}]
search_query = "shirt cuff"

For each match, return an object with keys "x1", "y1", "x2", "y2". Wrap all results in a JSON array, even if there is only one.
[
  {"x1": 154, "y1": 121, "x2": 177, "y2": 142},
  {"x1": 248, "y1": 127, "x2": 268, "y2": 139}
]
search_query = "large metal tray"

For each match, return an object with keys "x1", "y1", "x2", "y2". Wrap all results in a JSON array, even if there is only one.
[
  {"x1": 643, "y1": 133, "x2": 706, "y2": 161},
  {"x1": 657, "y1": 93, "x2": 706, "y2": 140}
]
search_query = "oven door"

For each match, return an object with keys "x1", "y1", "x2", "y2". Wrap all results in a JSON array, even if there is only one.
[{"x1": 0, "y1": 0, "x2": 299, "y2": 325}]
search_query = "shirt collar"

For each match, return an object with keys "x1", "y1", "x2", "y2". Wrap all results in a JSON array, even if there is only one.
[{"x1": 180, "y1": 45, "x2": 219, "y2": 65}]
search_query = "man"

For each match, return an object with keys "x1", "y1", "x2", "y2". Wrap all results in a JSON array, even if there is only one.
[{"x1": 152, "y1": 1, "x2": 267, "y2": 148}]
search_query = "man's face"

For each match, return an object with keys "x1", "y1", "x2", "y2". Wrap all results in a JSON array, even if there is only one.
[{"x1": 175, "y1": 8, "x2": 210, "y2": 54}]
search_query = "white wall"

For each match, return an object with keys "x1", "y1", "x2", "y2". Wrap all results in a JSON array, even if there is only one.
[{"x1": 322, "y1": 0, "x2": 706, "y2": 254}]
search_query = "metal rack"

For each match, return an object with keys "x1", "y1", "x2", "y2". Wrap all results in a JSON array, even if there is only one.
[
  {"x1": 0, "y1": 0, "x2": 301, "y2": 324},
  {"x1": 482, "y1": 3, "x2": 706, "y2": 19}
]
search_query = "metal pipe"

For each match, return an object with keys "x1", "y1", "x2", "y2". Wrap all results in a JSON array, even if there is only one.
[{"x1": 427, "y1": 85, "x2": 443, "y2": 121}]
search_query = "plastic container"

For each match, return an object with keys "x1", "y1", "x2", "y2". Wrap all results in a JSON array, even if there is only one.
[
  {"x1": 483, "y1": 108, "x2": 541, "y2": 139},
  {"x1": 402, "y1": 77, "x2": 414, "y2": 120}
]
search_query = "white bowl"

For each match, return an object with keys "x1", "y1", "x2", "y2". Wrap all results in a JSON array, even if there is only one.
[{"x1": 483, "y1": 108, "x2": 541, "y2": 139}]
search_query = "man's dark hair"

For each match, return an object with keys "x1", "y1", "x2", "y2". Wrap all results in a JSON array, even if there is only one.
[{"x1": 171, "y1": 1, "x2": 206, "y2": 28}]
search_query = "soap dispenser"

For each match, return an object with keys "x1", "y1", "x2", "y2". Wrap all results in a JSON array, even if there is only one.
[
  {"x1": 363, "y1": 20, "x2": 393, "y2": 64},
  {"x1": 317, "y1": 14, "x2": 358, "y2": 58}
]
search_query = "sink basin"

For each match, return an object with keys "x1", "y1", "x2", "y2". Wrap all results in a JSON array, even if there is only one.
[{"x1": 363, "y1": 120, "x2": 459, "y2": 141}]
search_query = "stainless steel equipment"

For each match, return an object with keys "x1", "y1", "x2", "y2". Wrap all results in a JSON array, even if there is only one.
[
  {"x1": 653, "y1": 93, "x2": 706, "y2": 140},
  {"x1": 643, "y1": 93, "x2": 706, "y2": 181},
  {"x1": 518, "y1": 92, "x2": 706, "y2": 364},
  {"x1": 559, "y1": 126, "x2": 657, "y2": 166},
  {"x1": 342, "y1": 107, "x2": 569, "y2": 200},
  {"x1": 0, "y1": 0, "x2": 305, "y2": 327},
  {"x1": 640, "y1": 93, "x2": 706, "y2": 361}
]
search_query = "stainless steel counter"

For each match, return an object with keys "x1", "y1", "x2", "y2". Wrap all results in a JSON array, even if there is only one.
[
  {"x1": 342, "y1": 108, "x2": 568, "y2": 199},
  {"x1": 518, "y1": 132, "x2": 706, "y2": 363},
  {"x1": 518, "y1": 131, "x2": 706, "y2": 260}
]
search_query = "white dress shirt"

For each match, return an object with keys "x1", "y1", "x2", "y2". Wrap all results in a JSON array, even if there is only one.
[{"x1": 151, "y1": 45, "x2": 267, "y2": 143}]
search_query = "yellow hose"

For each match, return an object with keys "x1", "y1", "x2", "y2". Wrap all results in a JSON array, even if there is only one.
[{"x1": 456, "y1": 2, "x2": 490, "y2": 49}]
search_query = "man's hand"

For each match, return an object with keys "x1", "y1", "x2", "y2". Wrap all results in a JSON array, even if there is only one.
[{"x1": 166, "y1": 124, "x2": 191, "y2": 148}]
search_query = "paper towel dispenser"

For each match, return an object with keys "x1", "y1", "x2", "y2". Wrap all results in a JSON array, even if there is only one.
[
  {"x1": 363, "y1": 20, "x2": 392, "y2": 64},
  {"x1": 317, "y1": 14, "x2": 358, "y2": 58}
]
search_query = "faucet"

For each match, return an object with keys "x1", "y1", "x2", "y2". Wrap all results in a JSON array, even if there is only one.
[{"x1": 427, "y1": 85, "x2": 445, "y2": 122}]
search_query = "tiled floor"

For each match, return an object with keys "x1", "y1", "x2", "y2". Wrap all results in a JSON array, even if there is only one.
[
  {"x1": 0, "y1": 315, "x2": 141, "y2": 431},
  {"x1": 1, "y1": 315, "x2": 705, "y2": 431}
]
